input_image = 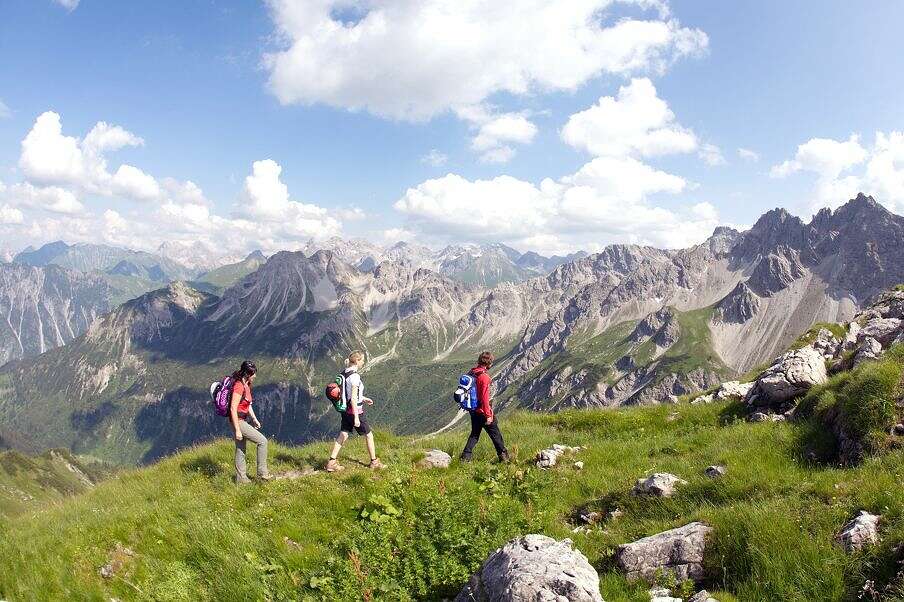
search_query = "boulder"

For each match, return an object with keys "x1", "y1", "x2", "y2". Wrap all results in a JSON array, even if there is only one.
[
  {"x1": 704, "y1": 465, "x2": 726, "y2": 479},
  {"x1": 632, "y1": 473, "x2": 687, "y2": 497},
  {"x1": 748, "y1": 412, "x2": 771, "y2": 422},
  {"x1": 853, "y1": 337, "x2": 883, "y2": 368},
  {"x1": 746, "y1": 346, "x2": 827, "y2": 405},
  {"x1": 837, "y1": 511, "x2": 881, "y2": 552},
  {"x1": 843, "y1": 321, "x2": 861, "y2": 351},
  {"x1": 691, "y1": 393, "x2": 715, "y2": 405},
  {"x1": 418, "y1": 449, "x2": 452, "y2": 469},
  {"x1": 536, "y1": 444, "x2": 582, "y2": 469},
  {"x1": 716, "y1": 380, "x2": 754, "y2": 400},
  {"x1": 615, "y1": 522, "x2": 713, "y2": 583},
  {"x1": 688, "y1": 590, "x2": 718, "y2": 602},
  {"x1": 812, "y1": 328, "x2": 841, "y2": 359},
  {"x1": 455, "y1": 534, "x2": 604, "y2": 602},
  {"x1": 857, "y1": 318, "x2": 903, "y2": 347}
]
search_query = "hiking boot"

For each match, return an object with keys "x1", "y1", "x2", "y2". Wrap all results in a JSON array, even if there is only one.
[
  {"x1": 235, "y1": 475, "x2": 253, "y2": 485},
  {"x1": 325, "y1": 458, "x2": 344, "y2": 473},
  {"x1": 498, "y1": 451, "x2": 511, "y2": 464},
  {"x1": 369, "y1": 458, "x2": 385, "y2": 470},
  {"x1": 257, "y1": 472, "x2": 274, "y2": 482},
  {"x1": 459, "y1": 454, "x2": 472, "y2": 463}
]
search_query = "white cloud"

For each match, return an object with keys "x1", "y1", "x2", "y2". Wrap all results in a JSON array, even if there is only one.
[
  {"x1": 19, "y1": 111, "x2": 159, "y2": 202},
  {"x1": 5, "y1": 182, "x2": 85, "y2": 215},
  {"x1": 699, "y1": 143, "x2": 726, "y2": 166},
  {"x1": 338, "y1": 207, "x2": 367, "y2": 221},
  {"x1": 393, "y1": 155, "x2": 715, "y2": 254},
  {"x1": 773, "y1": 131, "x2": 904, "y2": 212},
  {"x1": 462, "y1": 108, "x2": 538, "y2": 163},
  {"x1": 53, "y1": 0, "x2": 80, "y2": 10},
  {"x1": 0, "y1": 204, "x2": 24, "y2": 225},
  {"x1": 561, "y1": 78, "x2": 697, "y2": 158},
  {"x1": 263, "y1": 1, "x2": 707, "y2": 122},
  {"x1": 420, "y1": 149, "x2": 448, "y2": 167},
  {"x1": 770, "y1": 134, "x2": 866, "y2": 179},
  {"x1": 737, "y1": 147, "x2": 759, "y2": 162},
  {"x1": 0, "y1": 99, "x2": 11, "y2": 119},
  {"x1": 242, "y1": 159, "x2": 342, "y2": 240}
]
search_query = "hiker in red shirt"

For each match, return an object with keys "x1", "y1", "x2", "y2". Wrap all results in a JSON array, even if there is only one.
[
  {"x1": 460, "y1": 351, "x2": 509, "y2": 463},
  {"x1": 229, "y1": 360, "x2": 272, "y2": 484}
]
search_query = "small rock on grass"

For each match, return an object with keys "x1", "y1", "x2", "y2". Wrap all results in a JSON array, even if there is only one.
[
  {"x1": 632, "y1": 473, "x2": 687, "y2": 497},
  {"x1": 574, "y1": 461, "x2": 585, "y2": 470},
  {"x1": 837, "y1": 510, "x2": 881, "y2": 552},
  {"x1": 704, "y1": 465, "x2": 726, "y2": 479},
  {"x1": 418, "y1": 449, "x2": 452, "y2": 469},
  {"x1": 688, "y1": 590, "x2": 719, "y2": 602},
  {"x1": 616, "y1": 522, "x2": 712, "y2": 583}
]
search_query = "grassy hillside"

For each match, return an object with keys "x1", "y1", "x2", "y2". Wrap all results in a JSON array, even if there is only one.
[
  {"x1": 3, "y1": 382, "x2": 903, "y2": 600},
  {"x1": 0, "y1": 449, "x2": 112, "y2": 517}
]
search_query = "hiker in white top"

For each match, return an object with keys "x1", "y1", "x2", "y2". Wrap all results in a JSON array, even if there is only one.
[{"x1": 325, "y1": 351, "x2": 385, "y2": 472}]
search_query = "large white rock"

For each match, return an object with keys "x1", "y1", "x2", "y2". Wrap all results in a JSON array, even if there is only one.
[
  {"x1": 455, "y1": 535, "x2": 604, "y2": 602},
  {"x1": 716, "y1": 381, "x2": 754, "y2": 400},
  {"x1": 837, "y1": 511, "x2": 881, "y2": 552},
  {"x1": 616, "y1": 522, "x2": 713, "y2": 583},
  {"x1": 632, "y1": 473, "x2": 687, "y2": 497},
  {"x1": 857, "y1": 318, "x2": 903, "y2": 346},
  {"x1": 747, "y1": 346, "x2": 827, "y2": 404}
]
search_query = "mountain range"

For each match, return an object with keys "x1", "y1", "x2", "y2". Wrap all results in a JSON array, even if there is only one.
[{"x1": 2, "y1": 194, "x2": 903, "y2": 465}]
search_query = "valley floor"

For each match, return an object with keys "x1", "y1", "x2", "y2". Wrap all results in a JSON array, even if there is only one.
[{"x1": 1, "y1": 401, "x2": 902, "y2": 601}]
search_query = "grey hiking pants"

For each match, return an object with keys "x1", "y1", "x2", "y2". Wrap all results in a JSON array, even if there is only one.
[{"x1": 235, "y1": 420, "x2": 268, "y2": 480}]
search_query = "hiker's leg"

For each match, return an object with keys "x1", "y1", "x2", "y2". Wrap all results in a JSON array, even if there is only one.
[
  {"x1": 483, "y1": 418, "x2": 508, "y2": 459},
  {"x1": 364, "y1": 432, "x2": 377, "y2": 461},
  {"x1": 330, "y1": 431, "x2": 349, "y2": 459},
  {"x1": 240, "y1": 421, "x2": 269, "y2": 476},
  {"x1": 460, "y1": 412, "x2": 483, "y2": 459},
  {"x1": 357, "y1": 418, "x2": 377, "y2": 461},
  {"x1": 235, "y1": 436, "x2": 249, "y2": 481}
]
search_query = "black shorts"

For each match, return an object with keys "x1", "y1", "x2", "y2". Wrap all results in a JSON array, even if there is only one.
[{"x1": 340, "y1": 413, "x2": 371, "y2": 435}]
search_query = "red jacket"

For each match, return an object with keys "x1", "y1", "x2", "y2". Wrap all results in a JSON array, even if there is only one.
[{"x1": 470, "y1": 365, "x2": 493, "y2": 419}]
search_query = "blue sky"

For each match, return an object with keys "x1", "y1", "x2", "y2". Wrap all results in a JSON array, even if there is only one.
[{"x1": 1, "y1": 0, "x2": 903, "y2": 258}]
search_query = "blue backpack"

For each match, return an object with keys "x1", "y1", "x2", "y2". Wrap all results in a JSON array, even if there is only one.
[{"x1": 453, "y1": 372, "x2": 479, "y2": 411}]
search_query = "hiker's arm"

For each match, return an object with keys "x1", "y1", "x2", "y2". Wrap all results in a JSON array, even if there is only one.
[
  {"x1": 478, "y1": 374, "x2": 493, "y2": 422},
  {"x1": 230, "y1": 390, "x2": 243, "y2": 440},
  {"x1": 351, "y1": 382, "x2": 361, "y2": 425},
  {"x1": 248, "y1": 405, "x2": 261, "y2": 428}
]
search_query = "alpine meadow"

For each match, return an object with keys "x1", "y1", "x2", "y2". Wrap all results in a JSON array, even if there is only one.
[{"x1": 2, "y1": 1, "x2": 904, "y2": 601}]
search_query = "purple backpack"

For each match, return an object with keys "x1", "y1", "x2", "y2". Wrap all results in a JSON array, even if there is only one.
[{"x1": 212, "y1": 376, "x2": 235, "y2": 417}]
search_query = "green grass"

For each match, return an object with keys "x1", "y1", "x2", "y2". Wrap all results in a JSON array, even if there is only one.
[
  {"x1": 3, "y1": 399, "x2": 904, "y2": 601},
  {"x1": 798, "y1": 345, "x2": 904, "y2": 462},
  {"x1": 791, "y1": 322, "x2": 849, "y2": 350}
]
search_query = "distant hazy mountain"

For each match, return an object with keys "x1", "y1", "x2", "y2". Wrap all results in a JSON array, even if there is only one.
[
  {"x1": 303, "y1": 238, "x2": 585, "y2": 287},
  {"x1": 157, "y1": 241, "x2": 243, "y2": 273},
  {"x1": 5, "y1": 194, "x2": 904, "y2": 466},
  {"x1": 197, "y1": 250, "x2": 268, "y2": 290},
  {"x1": 15, "y1": 241, "x2": 197, "y2": 281}
]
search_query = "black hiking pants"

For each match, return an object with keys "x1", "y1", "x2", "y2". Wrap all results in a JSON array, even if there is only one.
[{"x1": 461, "y1": 411, "x2": 507, "y2": 460}]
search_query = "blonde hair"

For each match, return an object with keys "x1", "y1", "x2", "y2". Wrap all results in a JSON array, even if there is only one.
[{"x1": 345, "y1": 350, "x2": 365, "y2": 368}]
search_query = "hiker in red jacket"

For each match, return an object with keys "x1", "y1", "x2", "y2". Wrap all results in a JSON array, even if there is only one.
[{"x1": 460, "y1": 351, "x2": 510, "y2": 463}]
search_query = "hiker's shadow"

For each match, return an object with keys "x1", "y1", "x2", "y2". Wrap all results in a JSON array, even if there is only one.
[
  {"x1": 180, "y1": 455, "x2": 223, "y2": 478},
  {"x1": 275, "y1": 452, "x2": 321, "y2": 470}
]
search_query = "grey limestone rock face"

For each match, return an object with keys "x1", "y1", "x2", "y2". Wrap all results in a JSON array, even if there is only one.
[
  {"x1": 455, "y1": 534, "x2": 604, "y2": 602},
  {"x1": 746, "y1": 346, "x2": 827, "y2": 405},
  {"x1": 857, "y1": 317, "x2": 903, "y2": 347},
  {"x1": 837, "y1": 511, "x2": 881, "y2": 552},
  {"x1": 616, "y1": 522, "x2": 713, "y2": 583},
  {"x1": 853, "y1": 336, "x2": 884, "y2": 368}
]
